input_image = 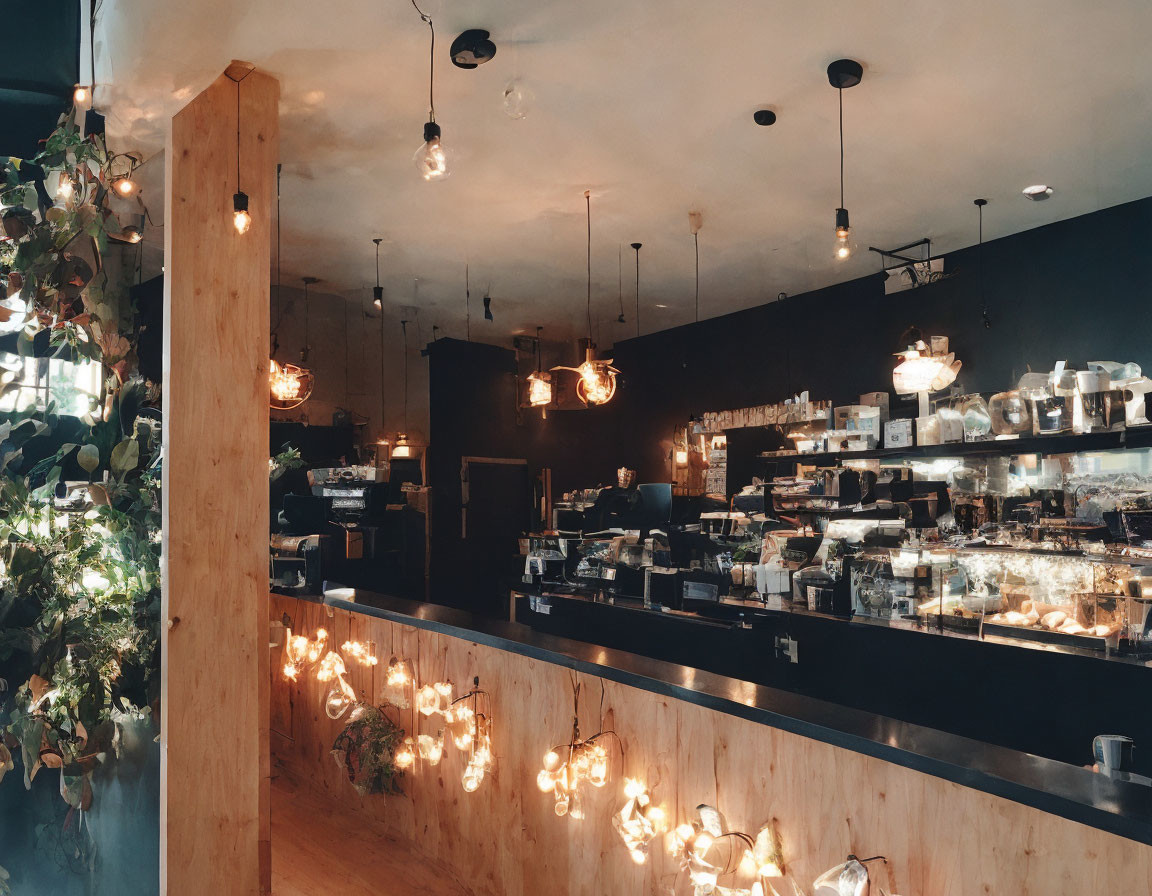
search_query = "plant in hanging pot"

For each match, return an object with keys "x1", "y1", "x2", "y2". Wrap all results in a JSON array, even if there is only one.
[{"x1": 331, "y1": 704, "x2": 407, "y2": 797}]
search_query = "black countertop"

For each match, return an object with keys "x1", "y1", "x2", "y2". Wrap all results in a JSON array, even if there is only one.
[{"x1": 274, "y1": 585, "x2": 1152, "y2": 846}]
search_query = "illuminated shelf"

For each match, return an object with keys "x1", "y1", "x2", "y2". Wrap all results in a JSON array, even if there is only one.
[{"x1": 758, "y1": 428, "x2": 1152, "y2": 467}]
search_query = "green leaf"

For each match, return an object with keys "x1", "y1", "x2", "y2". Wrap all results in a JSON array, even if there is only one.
[
  {"x1": 77, "y1": 444, "x2": 100, "y2": 474},
  {"x1": 109, "y1": 439, "x2": 139, "y2": 476}
]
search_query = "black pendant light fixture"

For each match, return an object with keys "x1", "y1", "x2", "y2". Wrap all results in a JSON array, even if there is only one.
[
  {"x1": 975, "y1": 198, "x2": 991, "y2": 329},
  {"x1": 226, "y1": 65, "x2": 255, "y2": 234},
  {"x1": 828, "y1": 58, "x2": 863, "y2": 261},
  {"x1": 412, "y1": 0, "x2": 451, "y2": 181},
  {"x1": 372, "y1": 238, "x2": 384, "y2": 309},
  {"x1": 631, "y1": 242, "x2": 643, "y2": 337}
]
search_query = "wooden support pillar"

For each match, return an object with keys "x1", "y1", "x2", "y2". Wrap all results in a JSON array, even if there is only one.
[{"x1": 161, "y1": 62, "x2": 278, "y2": 895}]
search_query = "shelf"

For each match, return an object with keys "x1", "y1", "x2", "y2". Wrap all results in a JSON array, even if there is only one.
[{"x1": 758, "y1": 428, "x2": 1152, "y2": 467}]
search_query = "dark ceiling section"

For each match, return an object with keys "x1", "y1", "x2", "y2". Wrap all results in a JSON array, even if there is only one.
[{"x1": 0, "y1": 0, "x2": 80, "y2": 158}]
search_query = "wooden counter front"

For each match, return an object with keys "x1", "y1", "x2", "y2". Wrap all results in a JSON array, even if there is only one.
[{"x1": 269, "y1": 593, "x2": 1152, "y2": 895}]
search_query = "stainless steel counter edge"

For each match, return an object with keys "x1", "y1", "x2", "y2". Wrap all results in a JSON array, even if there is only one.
[{"x1": 273, "y1": 587, "x2": 1152, "y2": 846}]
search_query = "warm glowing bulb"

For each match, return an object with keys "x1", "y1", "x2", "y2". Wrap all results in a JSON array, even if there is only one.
[
  {"x1": 282, "y1": 663, "x2": 298, "y2": 681},
  {"x1": 527, "y1": 372, "x2": 552, "y2": 407},
  {"x1": 543, "y1": 750, "x2": 561, "y2": 772},
  {"x1": 232, "y1": 191, "x2": 250, "y2": 234},
  {"x1": 647, "y1": 806, "x2": 665, "y2": 827},
  {"x1": 115, "y1": 177, "x2": 136, "y2": 197},
  {"x1": 56, "y1": 177, "x2": 74, "y2": 201},
  {"x1": 674, "y1": 449, "x2": 688, "y2": 465},
  {"x1": 462, "y1": 771, "x2": 481, "y2": 793},
  {"x1": 73, "y1": 85, "x2": 89, "y2": 105},
  {"x1": 395, "y1": 739, "x2": 416, "y2": 770},
  {"x1": 537, "y1": 769, "x2": 556, "y2": 792},
  {"x1": 623, "y1": 778, "x2": 645, "y2": 800},
  {"x1": 676, "y1": 824, "x2": 695, "y2": 842},
  {"x1": 414, "y1": 123, "x2": 451, "y2": 181},
  {"x1": 630, "y1": 848, "x2": 646, "y2": 865}
]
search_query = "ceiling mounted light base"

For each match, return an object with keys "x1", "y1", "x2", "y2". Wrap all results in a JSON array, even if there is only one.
[
  {"x1": 451, "y1": 30, "x2": 497, "y2": 68},
  {"x1": 827, "y1": 58, "x2": 863, "y2": 89}
]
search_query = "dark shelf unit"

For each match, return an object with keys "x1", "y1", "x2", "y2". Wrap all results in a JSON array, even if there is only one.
[{"x1": 758, "y1": 427, "x2": 1152, "y2": 468}]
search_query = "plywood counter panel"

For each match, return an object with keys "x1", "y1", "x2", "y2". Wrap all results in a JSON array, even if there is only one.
[{"x1": 270, "y1": 594, "x2": 1152, "y2": 895}]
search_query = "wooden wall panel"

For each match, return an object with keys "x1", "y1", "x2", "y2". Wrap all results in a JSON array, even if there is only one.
[
  {"x1": 161, "y1": 65, "x2": 278, "y2": 895},
  {"x1": 270, "y1": 595, "x2": 1152, "y2": 895}
]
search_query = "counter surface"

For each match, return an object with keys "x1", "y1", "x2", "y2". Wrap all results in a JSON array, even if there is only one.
[{"x1": 279, "y1": 586, "x2": 1152, "y2": 846}]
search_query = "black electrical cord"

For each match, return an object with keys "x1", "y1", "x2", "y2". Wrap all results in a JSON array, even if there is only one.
[
  {"x1": 838, "y1": 86, "x2": 845, "y2": 210},
  {"x1": 977, "y1": 198, "x2": 990, "y2": 328},
  {"x1": 401, "y1": 319, "x2": 409, "y2": 432},
  {"x1": 694, "y1": 231, "x2": 700, "y2": 323},
  {"x1": 585, "y1": 191, "x2": 592, "y2": 342},
  {"x1": 411, "y1": 0, "x2": 436, "y2": 122},
  {"x1": 632, "y1": 243, "x2": 642, "y2": 338}
]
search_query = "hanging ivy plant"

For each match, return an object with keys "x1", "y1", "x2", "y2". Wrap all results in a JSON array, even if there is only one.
[
  {"x1": 331, "y1": 704, "x2": 406, "y2": 797},
  {"x1": 0, "y1": 108, "x2": 159, "y2": 816}
]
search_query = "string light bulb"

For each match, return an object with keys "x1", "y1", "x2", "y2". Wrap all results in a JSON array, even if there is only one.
[
  {"x1": 73, "y1": 85, "x2": 89, "y2": 105},
  {"x1": 395, "y1": 737, "x2": 416, "y2": 770},
  {"x1": 341, "y1": 640, "x2": 378, "y2": 666},
  {"x1": 113, "y1": 177, "x2": 137, "y2": 197},
  {"x1": 56, "y1": 175, "x2": 74, "y2": 202}
]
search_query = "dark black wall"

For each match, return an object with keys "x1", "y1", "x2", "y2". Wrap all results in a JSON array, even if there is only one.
[
  {"x1": 428, "y1": 196, "x2": 1152, "y2": 610},
  {"x1": 0, "y1": 1, "x2": 80, "y2": 158}
]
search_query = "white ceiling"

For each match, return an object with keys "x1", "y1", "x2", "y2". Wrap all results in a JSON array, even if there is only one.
[{"x1": 96, "y1": 0, "x2": 1152, "y2": 346}]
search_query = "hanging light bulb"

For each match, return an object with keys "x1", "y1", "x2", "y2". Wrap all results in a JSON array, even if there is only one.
[
  {"x1": 414, "y1": 122, "x2": 451, "y2": 181},
  {"x1": 226, "y1": 66, "x2": 253, "y2": 231},
  {"x1": 73, "y1": 84, "x2": 90, "y2": 105},
  {"x1": 113, "y1": 176, "x2": 137, "y2": 197},
  {"x1": 550, "y1": 191, "x2": 621, "y2": 406},
  {"x1": 827, "y1": 59, "x2": 863, "y2": 261},
  {"x1": 527, "y1": 372, "x2": 553, "y2": 408},
  {"x1": 233, "y1": 191, "x2": 251, "y2": 234},
  {"x1": 372, "y1": 238, "x2": 384, "y2": 308},
  {"x1": 526, "y1": 326, "x2": 553, "y2": 416},
  {"x1": 56, "y1": 174, "x2": 74, "y2": 202},
  {"x1": 411, "y1": 2, "x2": 451, "y2": 181},
  {"x1": 553, "y1": 343, "x2": 619, "y2": 407}
]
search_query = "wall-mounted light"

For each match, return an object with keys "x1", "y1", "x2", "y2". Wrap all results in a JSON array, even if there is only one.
[
  {"x1": 613, "y1": 778, "x2": 667, "y2": 864},
  {"x1": 537, "y1": 677, "x2": 619, "y2": 820},
  {"x1": 446, "y1": 677, "x2": 495, "y2": 792},
  {"x1": 827, "y1": 59, "x2": 863, "y2": 260},
  {"x1": 814, "y1": 854, "x2": 887, "y2": 896},
  {"x1": 412, "y1": 1, "x2": 451, "y2": 181}
]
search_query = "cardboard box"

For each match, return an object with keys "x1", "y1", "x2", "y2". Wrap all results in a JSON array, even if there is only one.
[
  {"x1": 859, "y1": 391, "x2": 890, "y2": 422},
  {"x1": 884, "y1": 418, "x2": 914, "y2": 448}
]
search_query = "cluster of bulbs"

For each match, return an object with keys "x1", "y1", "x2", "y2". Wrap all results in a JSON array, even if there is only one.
[
  {"x1": 666, "y1": 806, "x2": 784, "y2": 896},
  {"x1": 613, "y1": 778, "x2": 667, "y2": 864},
  {"x1": 281, "y1": 629, "x2": 379, "y2": 720},
  {"x1": 392, "y1": 675, "x2": 496, "y2": 793},
  {"x1": 536, "y1": 734, "x2": 612, "y2": 819}
]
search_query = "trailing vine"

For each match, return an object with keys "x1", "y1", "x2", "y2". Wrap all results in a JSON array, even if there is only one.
[{"x1": 0, "y1": 107, "x2": 159, "y2": 818}]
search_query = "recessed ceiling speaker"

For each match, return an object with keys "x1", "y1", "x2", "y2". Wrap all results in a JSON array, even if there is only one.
[
  {"x1": 451, "y1": 30, "x2": 497, "y2": 68},
  {"x1": 753, "y1": 109, "x2": 777, "y2": 126}
]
